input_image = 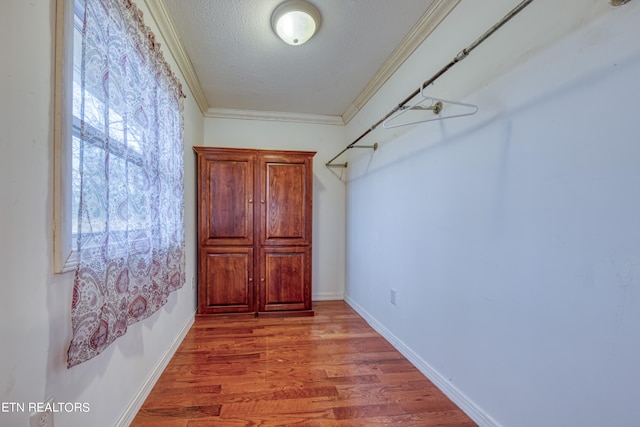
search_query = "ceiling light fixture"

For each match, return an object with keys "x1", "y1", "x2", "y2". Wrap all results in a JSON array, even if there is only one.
[{"x1": 271, "y1": 0, "x2": 321, "y2": 46}]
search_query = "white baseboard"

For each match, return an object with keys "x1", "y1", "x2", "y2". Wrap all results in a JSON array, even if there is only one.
[
  {"x1": 343, "y1": 295, "x2": 499, "y2": 427},
  {"x1": 115, "y1": 311, "x2": 195, "y2": 427},
  {"x1": 312, "y1": 292, "x2": 344, "y2": 301}
]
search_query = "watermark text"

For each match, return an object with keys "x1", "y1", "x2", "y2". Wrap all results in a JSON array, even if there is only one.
[{"x1": 1, "y1": 401, "x2": 90, "y2": 413}]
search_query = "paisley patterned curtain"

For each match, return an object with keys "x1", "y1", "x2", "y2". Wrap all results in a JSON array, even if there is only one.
[{"x1": 67, "y1": 0, "x2": 185, "y2": 367}]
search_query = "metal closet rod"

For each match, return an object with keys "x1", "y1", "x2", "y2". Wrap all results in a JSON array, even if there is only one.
[{"x1": 326, "y1": 0, "x2": 535, "y2": 168}]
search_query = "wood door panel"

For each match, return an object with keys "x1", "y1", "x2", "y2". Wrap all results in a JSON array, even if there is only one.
[
  {"x1": 198, "y1": 151, "x2": 254, "y2": 246},
  {"x1": 199, "y1": 247, "x2": 254, "y2": 314},
  {"x1": 260, "y1": 155, "x2": 312, "y2": 246},
  {"x1": 259, "y1": 246, "x2": 311, "y2": 312}
]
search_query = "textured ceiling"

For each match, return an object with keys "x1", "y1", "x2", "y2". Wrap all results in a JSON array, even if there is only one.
[{"x1": 160, "y1": 0, "x2": 454, "y2": 121}]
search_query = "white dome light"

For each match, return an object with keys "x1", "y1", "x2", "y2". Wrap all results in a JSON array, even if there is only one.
[{"x1": 271, "y1": 0, "x2": 321, "y2": 46}]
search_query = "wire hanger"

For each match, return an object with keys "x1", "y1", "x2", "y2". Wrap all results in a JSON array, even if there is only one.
[{"x1": 382, "y1": 85, "x2": 478, "y2": 129}]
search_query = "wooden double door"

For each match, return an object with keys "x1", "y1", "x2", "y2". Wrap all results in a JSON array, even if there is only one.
[{"x1": 194, "y1": 147, "x2": 315, "y2": 316}]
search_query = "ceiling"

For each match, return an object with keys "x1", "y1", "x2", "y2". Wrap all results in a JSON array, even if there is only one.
[{"x1": 150, "y1": 0, "x2": 460, "y2": 124}]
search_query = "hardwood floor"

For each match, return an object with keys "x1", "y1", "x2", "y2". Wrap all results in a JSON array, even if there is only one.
[{"x1": 131, "y1": 301, "x2": 477, "y2": 426}]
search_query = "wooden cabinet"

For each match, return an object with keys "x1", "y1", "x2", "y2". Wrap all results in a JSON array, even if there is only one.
[{"x1": 194, "y1": 147, "x2": 315, "y2": 316}]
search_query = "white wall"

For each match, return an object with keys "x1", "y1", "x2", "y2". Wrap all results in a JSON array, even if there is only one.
[
  {"x1": 344, "y1": 0, "x2": 640, "y2": 426},
  {"x1": 1, "y1": 1, "x2": 203, "y2": 426},
  {"x1": 204, "y1": 118, "x2": 347, "y2": 301}
]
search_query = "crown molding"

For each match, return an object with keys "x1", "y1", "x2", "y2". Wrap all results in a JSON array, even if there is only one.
[
  {"x1": 145, "y1": 0, "x2": 459, "y2": 126},
  {"x1": 206, "y1": 108, "x2": 344, "y2": 126},
  {"x1": 341, "y1": 0, "x2": 461, "y2": 124},
  {"x1": 144, "y1": 0, "x2": 209, "y2": 114}
]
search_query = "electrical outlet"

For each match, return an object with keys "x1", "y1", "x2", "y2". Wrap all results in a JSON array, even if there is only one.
[
  {"x1": 390, "y1": 288, "x2": 397, "y2": 306},
  {"x1": 29, "y1": 397, "x2": 54, "y2": 427}
]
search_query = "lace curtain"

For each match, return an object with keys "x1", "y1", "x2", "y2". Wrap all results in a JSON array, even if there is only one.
[{"x1": 67, "y1": 0, "x2": 185, "y2": 367}]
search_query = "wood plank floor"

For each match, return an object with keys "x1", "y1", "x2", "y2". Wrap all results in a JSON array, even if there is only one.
[{"x1": 131, "y1": 301, "x2": 477, "y2": 426}]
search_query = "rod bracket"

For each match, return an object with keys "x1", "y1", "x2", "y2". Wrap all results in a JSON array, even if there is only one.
[
  {"x1": 352, "y1": 143, "x2": 378, "y2": 151},
  {"x1": 326, "y1": 162, "x2": 348, "y2": 168},
  {"x1": 404, "y1": 101, "x2": 442, "y2": 114}
]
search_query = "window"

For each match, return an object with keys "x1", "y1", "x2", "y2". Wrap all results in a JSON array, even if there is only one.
[
  {"x1": 55, "y1": 0, "x2": 154, "y2": 270},
  {"x1": 55, "y1": 0, "x2": 186, "y2": 367},
  {"x1": 69, "y1": 0, "x2": 151, "y2": 254}
]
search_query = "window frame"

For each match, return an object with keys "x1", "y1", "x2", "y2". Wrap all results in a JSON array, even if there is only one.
[{"x1": 54, "y1": 0, "x2": 78, "y2": 273}]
